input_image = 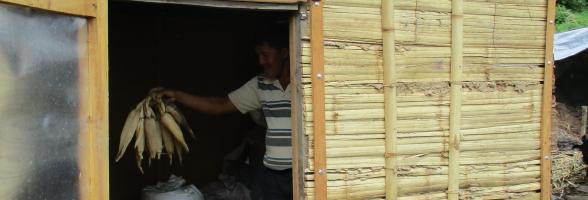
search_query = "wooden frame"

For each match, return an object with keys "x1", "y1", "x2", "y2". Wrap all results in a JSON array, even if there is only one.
[
  {"x1": 290, "y1": 5, "x2": 306, "y2": 200},
  {"x1": 0, "y1": 0, "x2": 97, "y2": 17},
  {"x1": 84, "y1": 1, "x2": 109, "y2": 199},
  {"x1": 310, "y1": 1, "x2": 327, "y2": 200},
  {"x1": 111, "y1": 0, "x2": 300, "y2": 10},
  {"x1": 0, "y1": 0, "x2": 109, "y2": 200},
  {"x1": 540, "y1": 0, "x2": 556, "y2": 199}
]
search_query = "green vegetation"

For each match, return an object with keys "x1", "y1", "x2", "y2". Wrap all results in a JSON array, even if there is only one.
[{"x1": 556, "y1": 0, "x2": 588, "y2": 32}]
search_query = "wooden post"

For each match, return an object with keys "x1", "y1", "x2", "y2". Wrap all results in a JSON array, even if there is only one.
[
  {"x1": 448, "y1": 0, "x2": 463, "y2": 199},
  {"x1": 540, "y1": 0, "x2": 556, "y2": 199},
  {"x1": 87, "y1": 1, "x2": 109, "y2": 199},
  {"x1": 310, "y1": 1, "x2": 327, "y2": 199},
  {"x1": 290, "y1": 9, "x2": 306, "y2": 200},
  {"x1": 0, "y1": 0, "x2": 96, "y2": 17},
  {"x1": 381, "y1": 0, "x2": 398, "y2": 199},
  {"x1": 581, "y1": 106, "x2": 587, "y2": 137}
]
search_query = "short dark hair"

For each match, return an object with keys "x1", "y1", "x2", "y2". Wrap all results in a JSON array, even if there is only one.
[{"x1": 254, "y1": 24, "x2": 288, "y2": 49}]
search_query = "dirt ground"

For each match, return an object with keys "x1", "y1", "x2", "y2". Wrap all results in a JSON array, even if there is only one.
[
  {"x1": 552, "y1": 103, "x2": 588, "y2": 199},
  {"x1": 553, "y1": 103, "x2": 584, "y2": 151}
]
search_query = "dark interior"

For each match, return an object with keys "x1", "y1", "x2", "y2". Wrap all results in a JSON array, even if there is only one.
[
  {"x1": 555, "y1": 50, "x2": 588, "y2": 106},
  {"x1": 108, "y1": 2, "x2": 290, "y2": 199}
]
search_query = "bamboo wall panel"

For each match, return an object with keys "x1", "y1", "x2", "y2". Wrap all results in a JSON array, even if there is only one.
[
  {"x1": 301, "y1": 83, "x2": 543, "y2": 198},
  {"x1": 301, "y1": 0, "x2": 548, "y2": 199},
  {"x1": 301, "y1": 44, "x2": 544, "y2": 83},
  {"x1": 313, "y1": 1, "x2": 547, "y2": 46}
]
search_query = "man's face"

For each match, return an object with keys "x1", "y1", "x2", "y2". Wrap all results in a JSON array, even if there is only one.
[{"x1": 256, "y1": 43, "x2": 287, "y2": 79}]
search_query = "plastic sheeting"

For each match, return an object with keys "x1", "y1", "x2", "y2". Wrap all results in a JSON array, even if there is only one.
[
  {"x1": 0, "y1": 3, "x2": 87, "y2": 200},
  {"x1": 554, "y1": 27, "x2": 588, "y2": 61}
]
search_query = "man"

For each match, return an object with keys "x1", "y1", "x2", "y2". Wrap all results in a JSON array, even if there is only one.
[{"x1": 156, "y1": 33, "x2": 292, "y2": 200}]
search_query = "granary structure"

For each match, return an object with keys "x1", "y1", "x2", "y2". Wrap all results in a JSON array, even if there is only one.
[{"x1": 0, "y1": 0, "x2": 555, "y2": 199}]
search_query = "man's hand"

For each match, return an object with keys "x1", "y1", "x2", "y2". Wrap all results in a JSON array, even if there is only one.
[{"x1": 151, "y1": 87, "x2": 177, "y2": 102}]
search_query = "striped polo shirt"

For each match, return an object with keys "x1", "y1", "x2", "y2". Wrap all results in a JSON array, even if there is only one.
[{"x1": 228, "y1": 75, "x2": 291, "y2": 170}]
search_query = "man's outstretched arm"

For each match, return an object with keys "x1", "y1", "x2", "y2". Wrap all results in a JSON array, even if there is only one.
[{"x1": 157, "y1": 90, "x2": 238, "y2": 115}]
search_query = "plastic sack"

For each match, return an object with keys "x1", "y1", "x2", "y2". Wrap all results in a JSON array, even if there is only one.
[{"x1": 141, "y1": 175, "x2": 204, "y2": 200}]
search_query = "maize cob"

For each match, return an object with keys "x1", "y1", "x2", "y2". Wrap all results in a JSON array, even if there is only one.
[
  {"x1": 116, "y1": 93, "x2": 196, "y2": 173},
  {"x1": 115, "y1": 108, "x2": 140, "y2": 162},
  {"x1": 161, "y1": 124, "x2": 175, "y2": 165},
  {"x1": 135, "y1": 99, "x2": 146, "y2": 159},
  {"x1": 144, "y1": 115, "x2": 163, "y2": 160},
  {"x1": 161, "y1": 112, "x2": 189, "y2": 152},
  {"x1": 135, "y1": 118, "x2": 145, "y2": 158},
  {"x1": 136, "y1": 150, "x2": 144, "y2": 174},
  {"x1": 165, "y1": 104, "x2": 196, "y2": 140},
  {"x1": 174, "y1": 139, "x2": 184, "y2": 166}
]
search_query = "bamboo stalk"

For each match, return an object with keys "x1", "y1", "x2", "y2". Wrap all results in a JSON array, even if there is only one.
[
  {"x1": 300, "y1": 73, "x2": 545, "y2": 82},
  {"x1": 303, "y1": 103, "x2": 541, "y2": 122},
  {"x1": 301, "y1": 98, "x2": 542, "y2": 111},
  {"x1": 302, "y1": 42, "x2": 545, "y2": 58},
  {"x1": 305, "y1": 171, "x2": 539, "y2": 188},
  {"x1": 317, "y1": 132, "x2": 540, "y2": 148},
  {"x1": 304, "y1": 101, "x2": 541, "y2": 114},
  {"x1": 318, "y1": 135, "x2": 541, "y2": 150},
  {"x1": 461, "y1": 183, "x2": 540, "y2": 198},
  {"x1": 307, "y1": 182, "x2": 387, "y2": 199},
  {"x1": 324, "y1": 4, "x2": 547, "y2": 21},
  {"x1": 303, "y1": 89, "x2": 542, "y2": 104},
  {"x1": 301, "y1": 83, "x2": 542, "y2": 95},
  {"x1": 448, "y1": 0, "x2": 464, "y2": 198},
  {"x1": 308, "y1": 189, "x2": 539, "y2": 200},
  {"x1": 314, "y1": 139, "x2": 539, "y2": 157},
  {"x1": 304, "y1": 172, "x2": 539, "y2": 196},
  {"x1": 304, "y1": 117, "x2": 541, "y2": 135},
  {"x1": 398, "y1": 192, "x2": 447, "y2": 200},
  {"x1": 301, "y1": 64, "x2": 546, "y2": 74},
  {"x1": 324, "y1": 0, "x2": 548, "y2": 9},
  {"x1": 314, "y1": 128, "x2": 539, "y2": 141},
  {"x1": 320, "y1": 7, "x2": 548, "y2": 45},
  {"x1": 305, "y1": 160, "x2": 540, "y2": 181},
  {"x1": 306, "y1": 150, "x2": 540, "y2": 169}
]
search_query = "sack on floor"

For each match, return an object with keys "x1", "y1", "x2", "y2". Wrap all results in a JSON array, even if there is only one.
[{"x1": 141, "y1": 175, "x2": 204, "y2": 200}]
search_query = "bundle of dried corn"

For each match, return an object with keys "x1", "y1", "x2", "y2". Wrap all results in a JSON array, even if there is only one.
[
  {"x1": 552, "y1": 150, "x2": 585, "y2": 196},
  {"x1": 115, "y1": 94, "x2": 195, "y2": 173}
]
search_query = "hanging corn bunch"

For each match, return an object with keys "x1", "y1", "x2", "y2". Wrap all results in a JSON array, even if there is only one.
[{"x1": 115, "y1": 93, "x2": 196, "y2": 173}]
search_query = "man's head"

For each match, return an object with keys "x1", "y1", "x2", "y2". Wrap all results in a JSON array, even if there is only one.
[{"x1": 254, "y1": 29, "x2": 288, "y2": 80}]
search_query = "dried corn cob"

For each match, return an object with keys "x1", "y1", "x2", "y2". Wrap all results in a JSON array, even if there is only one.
[
  {"x1": 165, "y1": 104, "x2": 196, "y2": 140},
  {"x1": 115, "y1": 108, "x2": 140, "y2": 162},
  {"x1": 174, "y1": 139, "x2": 184, "y2": 166},
  {"x1": 161, "y1": 124, "x2": 175, "y2": 165},
  {"x1": 161, "y1": 112, "x2": 189, "y2": 152},
  {"x1": 116, "y1": 92, "x2": 196, "y2": 173},
  {"x1": 136, "y1": 150, "x2": 144, "y2": 174},
  {"x1": 134, "y1": 117, "x2": 145, "y2": 173},
  {"x1": 144, "y1": 105, "x2": 163, "y2": 160}
]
